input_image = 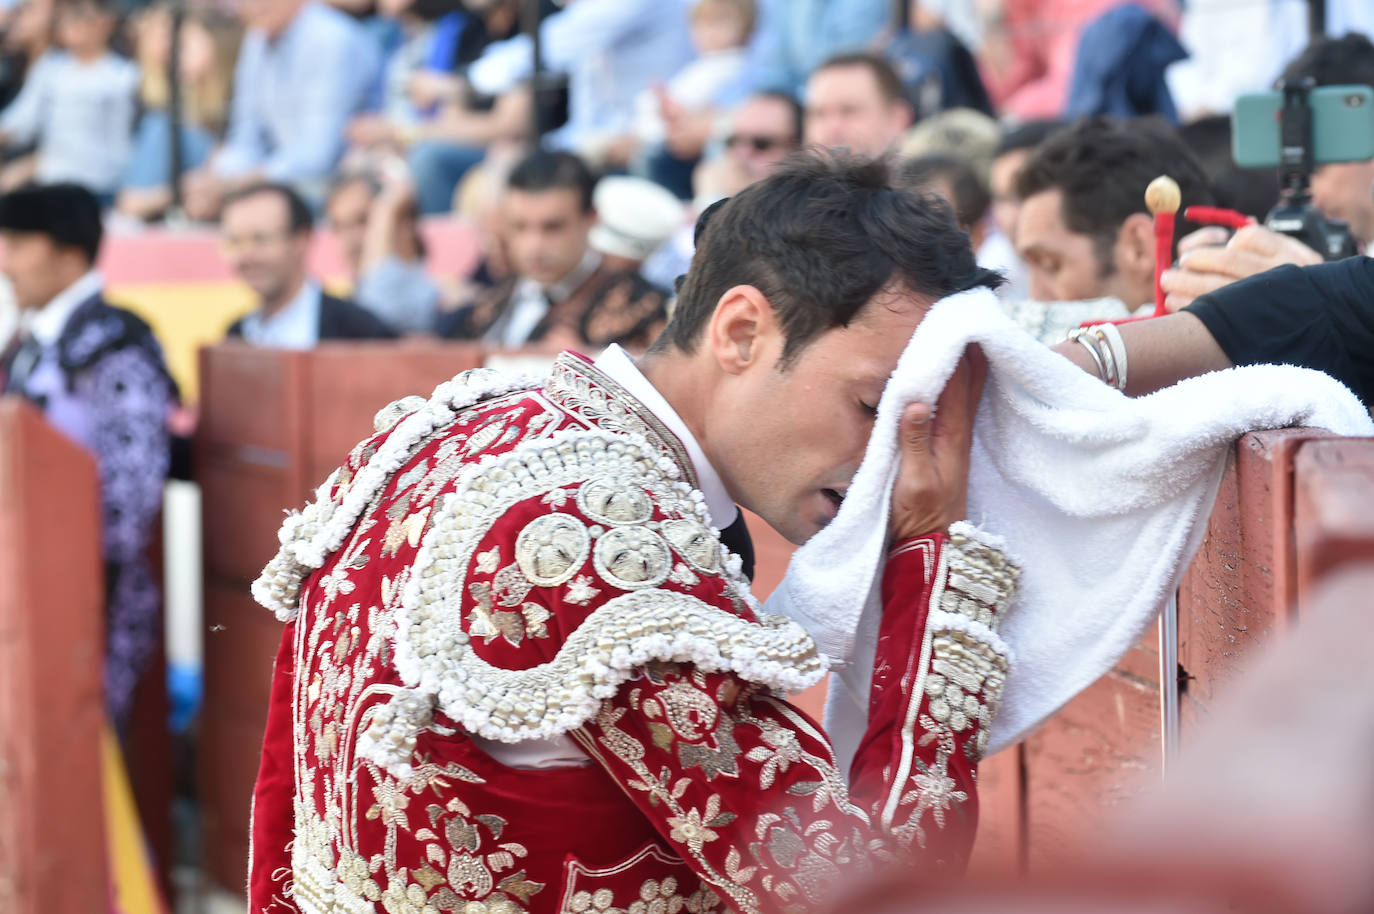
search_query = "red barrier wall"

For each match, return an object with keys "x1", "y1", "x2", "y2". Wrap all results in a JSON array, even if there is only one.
[
  {"x1": 0, "y1": 400, "x2": 108, "y2": 913},
  {"x1": 193, "y1": 340, "x2": 1374, "y2": 893},
  {"x1": 197, "y1": 341, "x2": 486, "y2": 891}
]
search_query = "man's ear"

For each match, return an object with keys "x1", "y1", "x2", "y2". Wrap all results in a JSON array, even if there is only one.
[
  {"x1": 706, "y1": 284, "x2": 776, "y2": 375},
  {"x1": 1116, "y1": 211, "x2": 1157, "y2": 279}
]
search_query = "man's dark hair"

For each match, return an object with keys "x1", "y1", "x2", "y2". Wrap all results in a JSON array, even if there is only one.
[
  {"x1": 898, "y1": 154, "x2": 990, "y2": 230},
  {"x1": 993, "y1": 119, "x2": 1067, "y2": 159},
  {"x1": 0, "y1": 182, "x2": 103, "y2": 264},
  {"x1": 657, "y1": 152, "x2": 1002, "y2": 364},
  {"x1": 1281, "y1": 32, "x2": 1374, "y2": 89},
  {"x1": 1015, "y1": 116, "x2": 1212, "y2": 264},
  {"x1": 221, "y1": 181, "x2": 315, "y2": 234},
  {"x1": 327, "y1": 171, "x2": 382, "y2": 207},
  {"x1": 753, "y1": 89, "x2": 804, "y2": 143},
  {"x1": 507, "y1": 149, "x2": 597, "y2": 212},
  {"x1": 812, "y1": 52, "x2": 907, "y2": 108}
]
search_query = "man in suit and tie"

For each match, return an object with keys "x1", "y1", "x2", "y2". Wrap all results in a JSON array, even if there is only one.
[
  {"x1": 220, "y1": 182, "x2": 399, "y2": 346},
  {"x1": 0, "y1": 182, "x2": 174, "y2": 731}
]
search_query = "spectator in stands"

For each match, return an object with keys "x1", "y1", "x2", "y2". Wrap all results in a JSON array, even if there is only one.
[
  {"x1": 899, "y1": 153, "x2": 991, "y2": 251},
  {"x1": 803, "y1": 53, "x2": 912, "y2": 158},
  {"x1": 646, "y1": 90, "x2": 803, "y2": 291},
  {"x1": 116, "y1": 5, "x2": 242, "y2": 222},
  {"x1": 465, "y1": 0, "x2": 693, "y2": 170},
  {"x1": 324, "y1": 169, "x2": 440, "y2": 334},
  {"x1": 752, "y1": 0, "x2": 889, "y2": 97},
  {"x1": 883, "y1": 0, "x2": 993, "y2": 119},
  {"x1": 1014, "y1": 117, "x2": 1210, "y2": 308},
  {"x1": 0, "y1": 182, "x2": 173, "y2": 729},
  {"x1": 0, "y1": 0, "x2": 139, "y2": 198},
  {"x1": 988, "y1": 120, "x2": 1067, "y2": 247},
  {"x1": 625, "y1": 0, "x2": 754, "y2": 199},
  {"x1": 1161, "y1": 33, "x2": 1374, "y2": 311},
  {"x1": 900, "y1": 108, "x2": 1001, "y2": 177},
  {"x1": 0, "y1": 0, "x2": 56, "y2": 114},
  {"x1": 982, "y1": 119, "x2": 1064, "y2": 300},
  {"x1": 977, "y1": 0, "x2": 1177, "y2": 120},
  {"x1": 182, "y1": 0, "x2": 381, "y2": 221},
  {"x1": 438, "y1": 150, "x2": 667, "y2": 352},
  {"x1": 692, "y1": 89, "x2": 803, "y2": 202},
  {"x1": 364, "y1": 0, "x2": 465, "y2": 125},
  {"x1": 220, "y1": 182, "x2": 398, "y2": 347},
  {"x1": 346, "y1": 0, "x2": 544, "y2": 216}
]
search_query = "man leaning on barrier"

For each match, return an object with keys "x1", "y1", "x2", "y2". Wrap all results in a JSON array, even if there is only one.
[{"x1": 247, "y1": 154, "x2": 1017, "y2": 913}]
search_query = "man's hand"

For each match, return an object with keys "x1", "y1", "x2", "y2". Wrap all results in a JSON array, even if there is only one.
[
  {"x1": 408, "y1": 71, "x2": 465, "y2": 109},
  {"x1": 889, "y1": 346, "x2": 988, "y2": 542},
  {"x1": 347, "y1": 114, "x2": 397, "y2": 149},
  {"x1": 181, "y1": 169, "x2": 223, "y2": 223},
  {"x1": 660, "y1": 90, "x2": 715, "y2": 160},
  {"x1": 1160, "y1": 224, "x2": 1322, "y2": 311}
]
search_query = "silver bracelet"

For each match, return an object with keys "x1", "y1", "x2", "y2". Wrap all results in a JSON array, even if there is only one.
[
  {"x1": 1091, "y1": 326, "x2": 1119, "y2": 389},
  {"x1": 1093, "y1": 322, "x2": 1129, "y2": 392},
  {"x1": 1067, "y1": 327, "x2": 1107, "y2": 382}
]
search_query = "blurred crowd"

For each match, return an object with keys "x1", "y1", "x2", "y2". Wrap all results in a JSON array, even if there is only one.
[{"x1": 0, "y1": 0, "x2": 1371, "y2": 354}]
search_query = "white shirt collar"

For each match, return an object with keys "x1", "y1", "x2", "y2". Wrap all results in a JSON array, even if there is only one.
[
  {"x1": 544, "y1": 249, "x2": 602, "y2": 303},
  {"x1": 593, "y1": 344, "x2": 739, "y2": 530},
  {"x1": 241, "y1": 280, "x2": 322, "y2": 350},
  {"x1": 25, "y1": 270, "x2": 103, "y2": 345}
]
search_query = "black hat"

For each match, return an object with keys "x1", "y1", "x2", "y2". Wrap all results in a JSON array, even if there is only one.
[{"x1": 0, "y1": 182, "x2": 103, "y2": 263}]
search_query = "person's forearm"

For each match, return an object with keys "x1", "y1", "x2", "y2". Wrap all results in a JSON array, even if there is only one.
[
  {"x1": 1053, "y1": 312, "x2": 1234, "y2": 396},
  {"x1": 359, "y1": 199, "x2": 403, "y2": 275},
  {"x1": 419, "y1": 90, "x2": 530, "y2": 146}
]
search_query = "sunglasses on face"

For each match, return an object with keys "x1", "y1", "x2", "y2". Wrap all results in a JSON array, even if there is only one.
[{"x1": 725, "y1": 134, "x2": 786, "y2": 153}]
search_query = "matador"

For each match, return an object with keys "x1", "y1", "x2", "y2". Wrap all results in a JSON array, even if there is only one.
[{"x1": 248, "y1": 154, "x2": 1016, "y2": 913}]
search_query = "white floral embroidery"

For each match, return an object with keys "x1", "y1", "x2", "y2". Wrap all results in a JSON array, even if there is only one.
[
  {"x1": 566, "y1": 575, "x2": 600, "y2": 606},
  {"x1": 668, "y1": 563, "x2": 700, "y2": 588},
  {"x1": 475, "y1": 546, "x2": 501, "y2": 574}
]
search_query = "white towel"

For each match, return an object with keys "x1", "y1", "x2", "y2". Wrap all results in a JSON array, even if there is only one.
[{"x1": 765, "y1": 287, "x2": 1373, "y2": 770}]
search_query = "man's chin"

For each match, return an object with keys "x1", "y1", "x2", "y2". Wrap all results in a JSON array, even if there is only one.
[{"x1": 780, "y1": 514, "x2": 833, "y2": 548}]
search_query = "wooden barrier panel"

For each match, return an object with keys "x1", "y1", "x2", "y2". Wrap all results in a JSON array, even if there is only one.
[
  {"x1": 197, "y1": 341, "x2": 485, "y2": 891},
  {"x1": 1294, "y1": 437, "x2": 1374, "y2": 601},
  {"x1": 0, "y1": 400, "x2": 108, "y2": 913}
]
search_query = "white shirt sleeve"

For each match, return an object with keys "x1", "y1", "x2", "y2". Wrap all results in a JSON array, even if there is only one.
[{"x1": 0, "y1": 52, "x2": 53, "y2": 145}]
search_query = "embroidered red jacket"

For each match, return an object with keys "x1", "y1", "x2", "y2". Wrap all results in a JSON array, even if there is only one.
[{"x1": 248, "y1": 353, "x2": 1017, "y2": 914}]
